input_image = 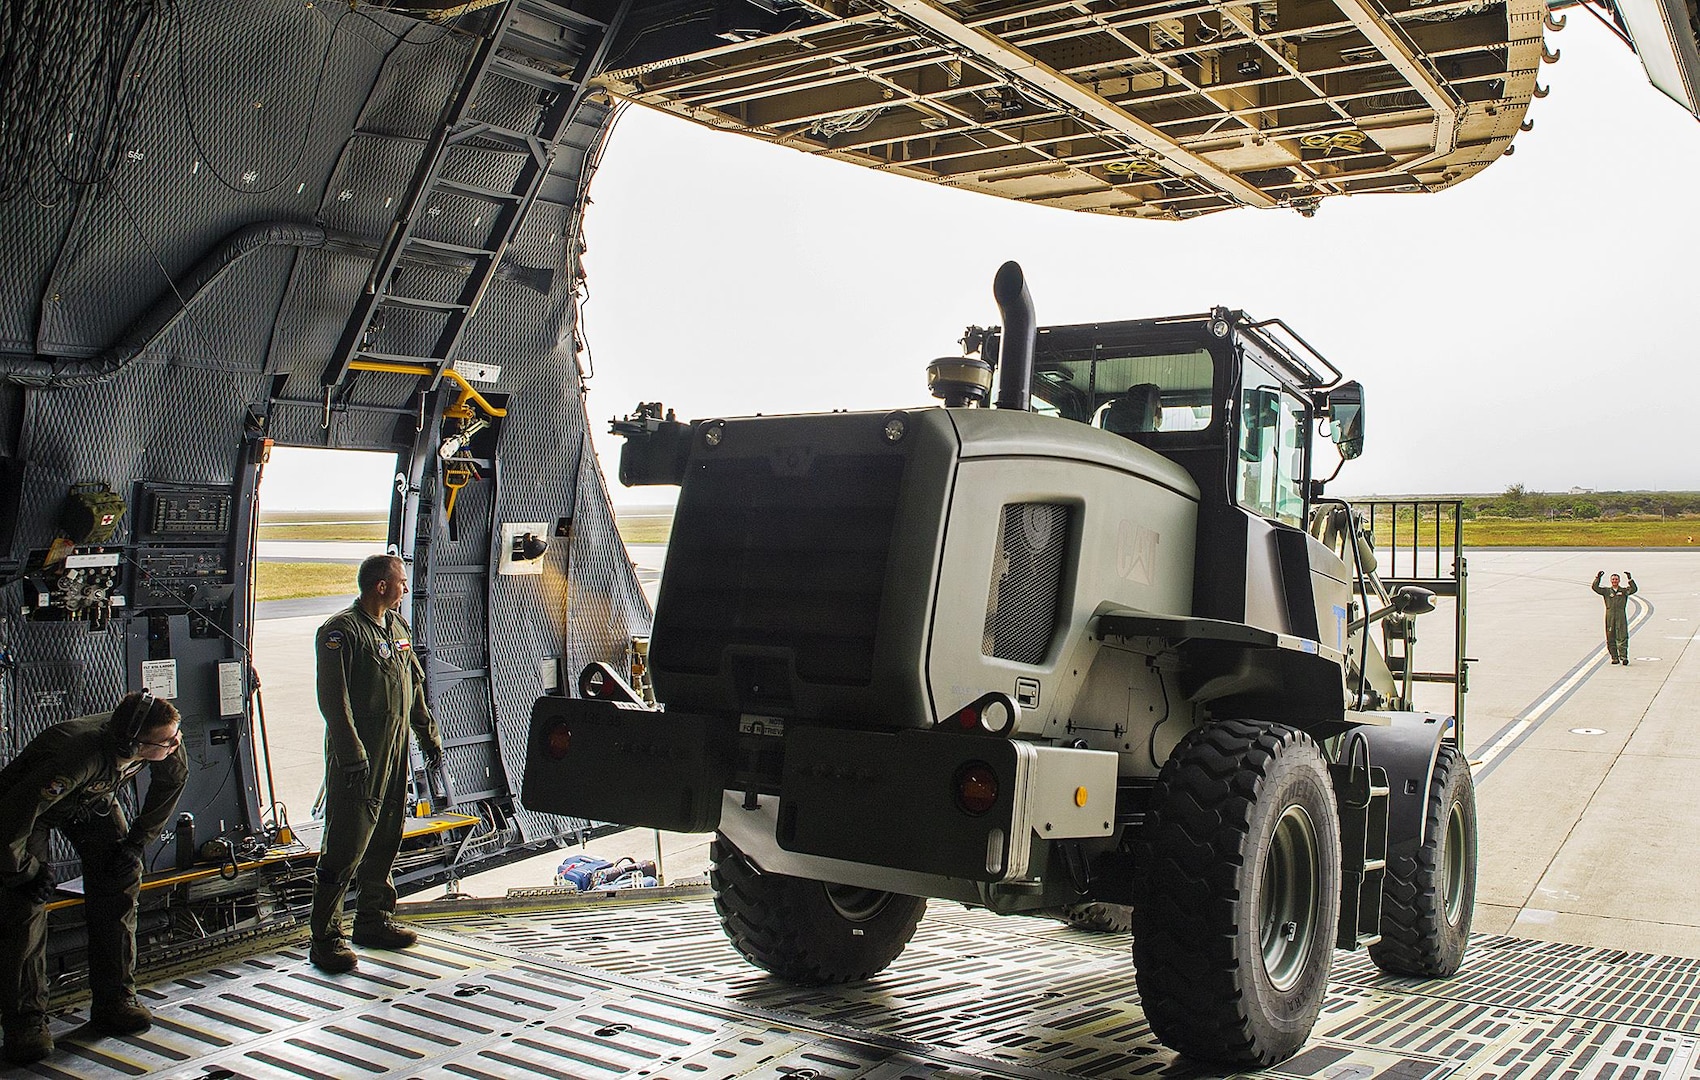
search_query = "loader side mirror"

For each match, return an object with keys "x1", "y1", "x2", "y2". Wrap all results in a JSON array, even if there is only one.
[
  {"x1": 1326, "y1": 381, "x2": 1365, "y2": 460},
  {"x1": 1391, "y1": 585, "x2": 1436, "y2": 616}
]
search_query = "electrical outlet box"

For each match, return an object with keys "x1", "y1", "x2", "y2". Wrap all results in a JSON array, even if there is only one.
[{"x1": 499, "y1": 522, "x2": 550, "y2": 576}]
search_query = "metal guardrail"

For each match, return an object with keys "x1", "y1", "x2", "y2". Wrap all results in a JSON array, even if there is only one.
[{"x1": 1362, "y1": 499, "x2": 1469, "y2": 746}]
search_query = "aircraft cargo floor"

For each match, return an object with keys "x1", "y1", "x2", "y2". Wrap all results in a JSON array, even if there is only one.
[{"x1": 25, "y1": 889, "x2": 1700, "y2": 1080}]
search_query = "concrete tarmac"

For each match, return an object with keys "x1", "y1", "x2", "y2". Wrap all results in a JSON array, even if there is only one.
[
  {"x1": 1461, "y1": 550, "x2": 1700, "y2": 955},
  {"x1": 253, "y1": 547, "x2": 1700, "y2": 951}
]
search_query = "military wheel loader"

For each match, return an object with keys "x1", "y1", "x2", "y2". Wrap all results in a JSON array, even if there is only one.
[{"x1": 522, "y1": 262, "x2": 1478, "y2": 1066}]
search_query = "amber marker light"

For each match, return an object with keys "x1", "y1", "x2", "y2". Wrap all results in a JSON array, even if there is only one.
[
  {"x1": 546, "y1": 723, "x2": 573, "y2": 760},
  {"x1": 955, "y1": 762, "x2": 998, "y2": 814},
  {"x1": 1074, "y1": 786, "x2": 1089, "y2": 807}
]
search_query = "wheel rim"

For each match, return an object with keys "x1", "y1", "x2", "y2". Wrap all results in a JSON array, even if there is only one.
[
  {"x1": 1442, "y1": 799, "x2": 1468, "y2": 925},
  {"x1": 823, "y1": 883, "x2": 892, "y2": 922},
  {"x1": 1260, "y1": 804, "x2": 1321, "y2": 992}
]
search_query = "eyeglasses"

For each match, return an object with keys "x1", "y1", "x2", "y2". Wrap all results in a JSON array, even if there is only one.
[{"x1": 138, "y1": 731, "x2": 182, "y2": 749}]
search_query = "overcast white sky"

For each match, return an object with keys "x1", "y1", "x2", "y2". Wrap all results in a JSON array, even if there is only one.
[{"x1": 263, "y1": 15, "x2": 1699, "y2": 512}]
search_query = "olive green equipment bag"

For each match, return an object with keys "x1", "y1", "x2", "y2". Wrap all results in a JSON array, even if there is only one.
[{"x1": 60, "y1": 481, "x2": 127, "y2": 544}]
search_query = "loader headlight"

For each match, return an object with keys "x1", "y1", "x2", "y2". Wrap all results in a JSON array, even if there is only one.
[{"x1": 955, "y1": 762, "x2": 999, "y2": 815}]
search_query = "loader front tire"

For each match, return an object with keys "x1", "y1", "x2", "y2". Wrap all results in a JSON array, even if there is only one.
[
  {"x1": 1132, "y1": 719, "x2": 1341, "y2": 1066},
  {"x1": 1371, "y1": 743, "x2": 1477, "y2": 977},
  {"x1": 710, "y1": 834, "x2": 926, "y2": 984}
]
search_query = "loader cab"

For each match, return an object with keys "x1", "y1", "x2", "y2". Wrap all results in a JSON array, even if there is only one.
[
  {"x1": 1016, "y1": 310, "x2": 1355, "y2": 629},
  {"x1": 1023, "y1": 311, "x2": 1336, "y2": 524}
]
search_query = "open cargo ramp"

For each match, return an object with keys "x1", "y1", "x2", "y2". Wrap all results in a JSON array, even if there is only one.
[{"x1": 31, "y1": 890, "x2": 1700, "y2": 1078}]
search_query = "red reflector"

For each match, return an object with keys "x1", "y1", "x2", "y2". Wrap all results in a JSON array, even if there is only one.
[
  {"x1": 546, "y1": 723, "x2": 573, "y2": 759},
  {"x1": 955, "y1": 762, "x2": 998, "y2": 814},
  {"x1": 955, "y1": 707, "x2": 979, "y2": 730}
]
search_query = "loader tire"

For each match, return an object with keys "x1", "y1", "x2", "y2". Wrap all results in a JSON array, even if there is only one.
[
  {"x1": 1131, "y1": 720, "x2": 1341, "y2": 1066},
  {"x1": 710, "y1": 834, "x2": 926, "y2": 984},
  {"x1": 1062, "y1": 903, "x2": 1133, "y2": 934},
  {"x1": 1371, "y1": 743, "x2": 1477, "y2": 977}
]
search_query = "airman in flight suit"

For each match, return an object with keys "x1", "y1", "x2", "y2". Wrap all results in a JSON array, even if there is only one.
[
  {"x1": 1592, "y1": 570, "x2": 1638, "y2": 665},
  {"x1": 310, "y1": 554, "x2": 442, "y2": 973},
  {"x1": 0, "y1": 692, "x2": 188, "y2": 1065}
]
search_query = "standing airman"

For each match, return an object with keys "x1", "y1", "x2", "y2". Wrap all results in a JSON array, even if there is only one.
[
  {"x1": 1592, "y1": 570, "x2": 1638, "y2": 665},
  {"x1": 309, "y1": 554, "x2": 442, "y2": 972}
]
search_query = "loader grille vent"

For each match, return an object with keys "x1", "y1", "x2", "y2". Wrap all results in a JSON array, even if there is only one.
[
  {"x1": 654, "y1": 453, "x2": 905, "y2": 687},
  {"x1": 983, "y1": 503, "x2": 1071, "y2": 664}
]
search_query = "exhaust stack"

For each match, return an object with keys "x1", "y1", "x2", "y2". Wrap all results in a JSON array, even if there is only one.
[{"x1": 992, "y1": 261, "x2": 1036, "y2": 412}]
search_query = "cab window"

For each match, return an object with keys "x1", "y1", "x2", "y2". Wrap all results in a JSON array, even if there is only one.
[
  {"x1": 1237, "y1": 358, "x2": 1307, "y2": 526},
  {"x1": 1030, "y1": 347, "x2": 1214, "y2": 433}
]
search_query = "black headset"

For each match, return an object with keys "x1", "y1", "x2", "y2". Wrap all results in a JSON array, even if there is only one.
[{"x1": 117, "y1": 687, "x2": 156, "y2": 754}]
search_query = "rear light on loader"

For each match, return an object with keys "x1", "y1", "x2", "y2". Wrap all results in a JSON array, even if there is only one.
[
  {"x1": 955, "y1": 762, "x2": 999, "y2": 814},
  {"x1": 939, "y1": 692, "x2": 1019, "y2": 737},
  {"x1": 545, "y1": 723, "x2": 573, "y2": 760}
]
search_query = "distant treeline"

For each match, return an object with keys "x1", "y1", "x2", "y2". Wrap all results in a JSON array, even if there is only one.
[
  {"x1": 1358, "y1": 487, "x2": 1700, "y2": 521},
  {"x1": 1460, "y1": 487, "x2": 1699, "y2": 520}
]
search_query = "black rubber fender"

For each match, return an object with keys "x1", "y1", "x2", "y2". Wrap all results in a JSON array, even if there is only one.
[{"x1": 1349, "y1": 713, "x2": 1457, "y2": 854}]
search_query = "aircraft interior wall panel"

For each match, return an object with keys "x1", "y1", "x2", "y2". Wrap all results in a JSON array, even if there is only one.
[
  {"x1": 433, "y1": 677, "x2": 497, "y2": 748},
  {"x1": 6, "y1": 3, "x2": 400, "y2": 362},
  {"x1": 13, "y1": 364, "x2": 258, "y2": 554},
  {"x1": 0, "y1": 625, "x2": 128, "y2": 879},
  {"x1": 0, "y1": 200, "x2": 73, "y2": 355},
  {"x1": 354, "y1": 36, "x2": 472, "y2": 142},
  {"x1": 0, "y1": 0, "x2": 651, "y2": 874},
  {"x1": 416, "y1": 447, "x2": 503, "y2": 807},
  {"x1": 316, "y1": 133, "x2": 438, "y2": 241},
  {"x1": 440, "y1": 173, "x2": 656, "y2": 842},
  {"x1": 147, "y1": 252, "x2": 302, "y2": 373}
]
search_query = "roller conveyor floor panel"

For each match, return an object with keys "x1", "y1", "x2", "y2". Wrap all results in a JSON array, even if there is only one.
[{"x1": 28, "y1": 894, "x2": 1700, "y2": 1079}]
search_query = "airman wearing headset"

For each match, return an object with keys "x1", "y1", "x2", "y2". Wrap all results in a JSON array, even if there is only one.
[{"x1": 0, "y1": 689, "x2": 189, "y2": 1065}]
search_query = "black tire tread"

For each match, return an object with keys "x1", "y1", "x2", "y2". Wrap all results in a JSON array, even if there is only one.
[
  {"x1": 1061, "y1": 902, "x2": 1134, "y2": 934},
  {"x1": 710, "y1": 834, "x2": 926, "y2": 985},
  {"x1": 1370, "y1": 743, "x2": 1476, "y2": 977},
  {"x1": 1130, "y1": 719, "x2": 1336, "y2": 1065}
]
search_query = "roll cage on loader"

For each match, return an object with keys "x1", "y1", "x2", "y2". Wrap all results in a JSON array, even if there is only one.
[{"x1": 522, "y1": 262, "x2": 1476, "y2": 1066}]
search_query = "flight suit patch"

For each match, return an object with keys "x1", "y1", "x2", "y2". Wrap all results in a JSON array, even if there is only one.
[
  {"x1": 378, "y1": 641, "x2": 392, "y2": 660},
  {"x1": 43, "y1": 778, "x2": 68, "y2": 799},
  {"x1": 325, "y1": 630, "x2": 344, "y2": 650},
  {"x1": 395, "y1": 638, "x2": 411, "y2": 651}
]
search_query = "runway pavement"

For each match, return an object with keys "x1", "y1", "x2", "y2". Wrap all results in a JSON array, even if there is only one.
[
  {"x1": 1460, "y1": 550, "x2": 1700, "y2": 954},
  {"x1": 251, "y1": 546, "x2": 1700, "y2": 952}
]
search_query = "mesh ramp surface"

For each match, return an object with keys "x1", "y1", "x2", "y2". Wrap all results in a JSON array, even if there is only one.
[{"x1": 30, "y1": 894, "x2": 1700, "y2": 1079}]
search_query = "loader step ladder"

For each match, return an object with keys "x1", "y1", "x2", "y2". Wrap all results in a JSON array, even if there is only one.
[
  {"x1": 1364, "y1": 499, "x2": 1469, "y2": 746},
  {"x1": 319, "y1": 0, "x2": 628, "y2": 396},
  {"x1": 1331, "y1": 734, "x2": 1389, "y2": 949}
]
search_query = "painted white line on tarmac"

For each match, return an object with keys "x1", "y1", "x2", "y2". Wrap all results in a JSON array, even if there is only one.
[
  {"x1": 1472, "y1": 594, "x2": 1657, "y2": 778},
  {"x1": 1474, "y1": 651, "x2": 1610, "y2": 771}
]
